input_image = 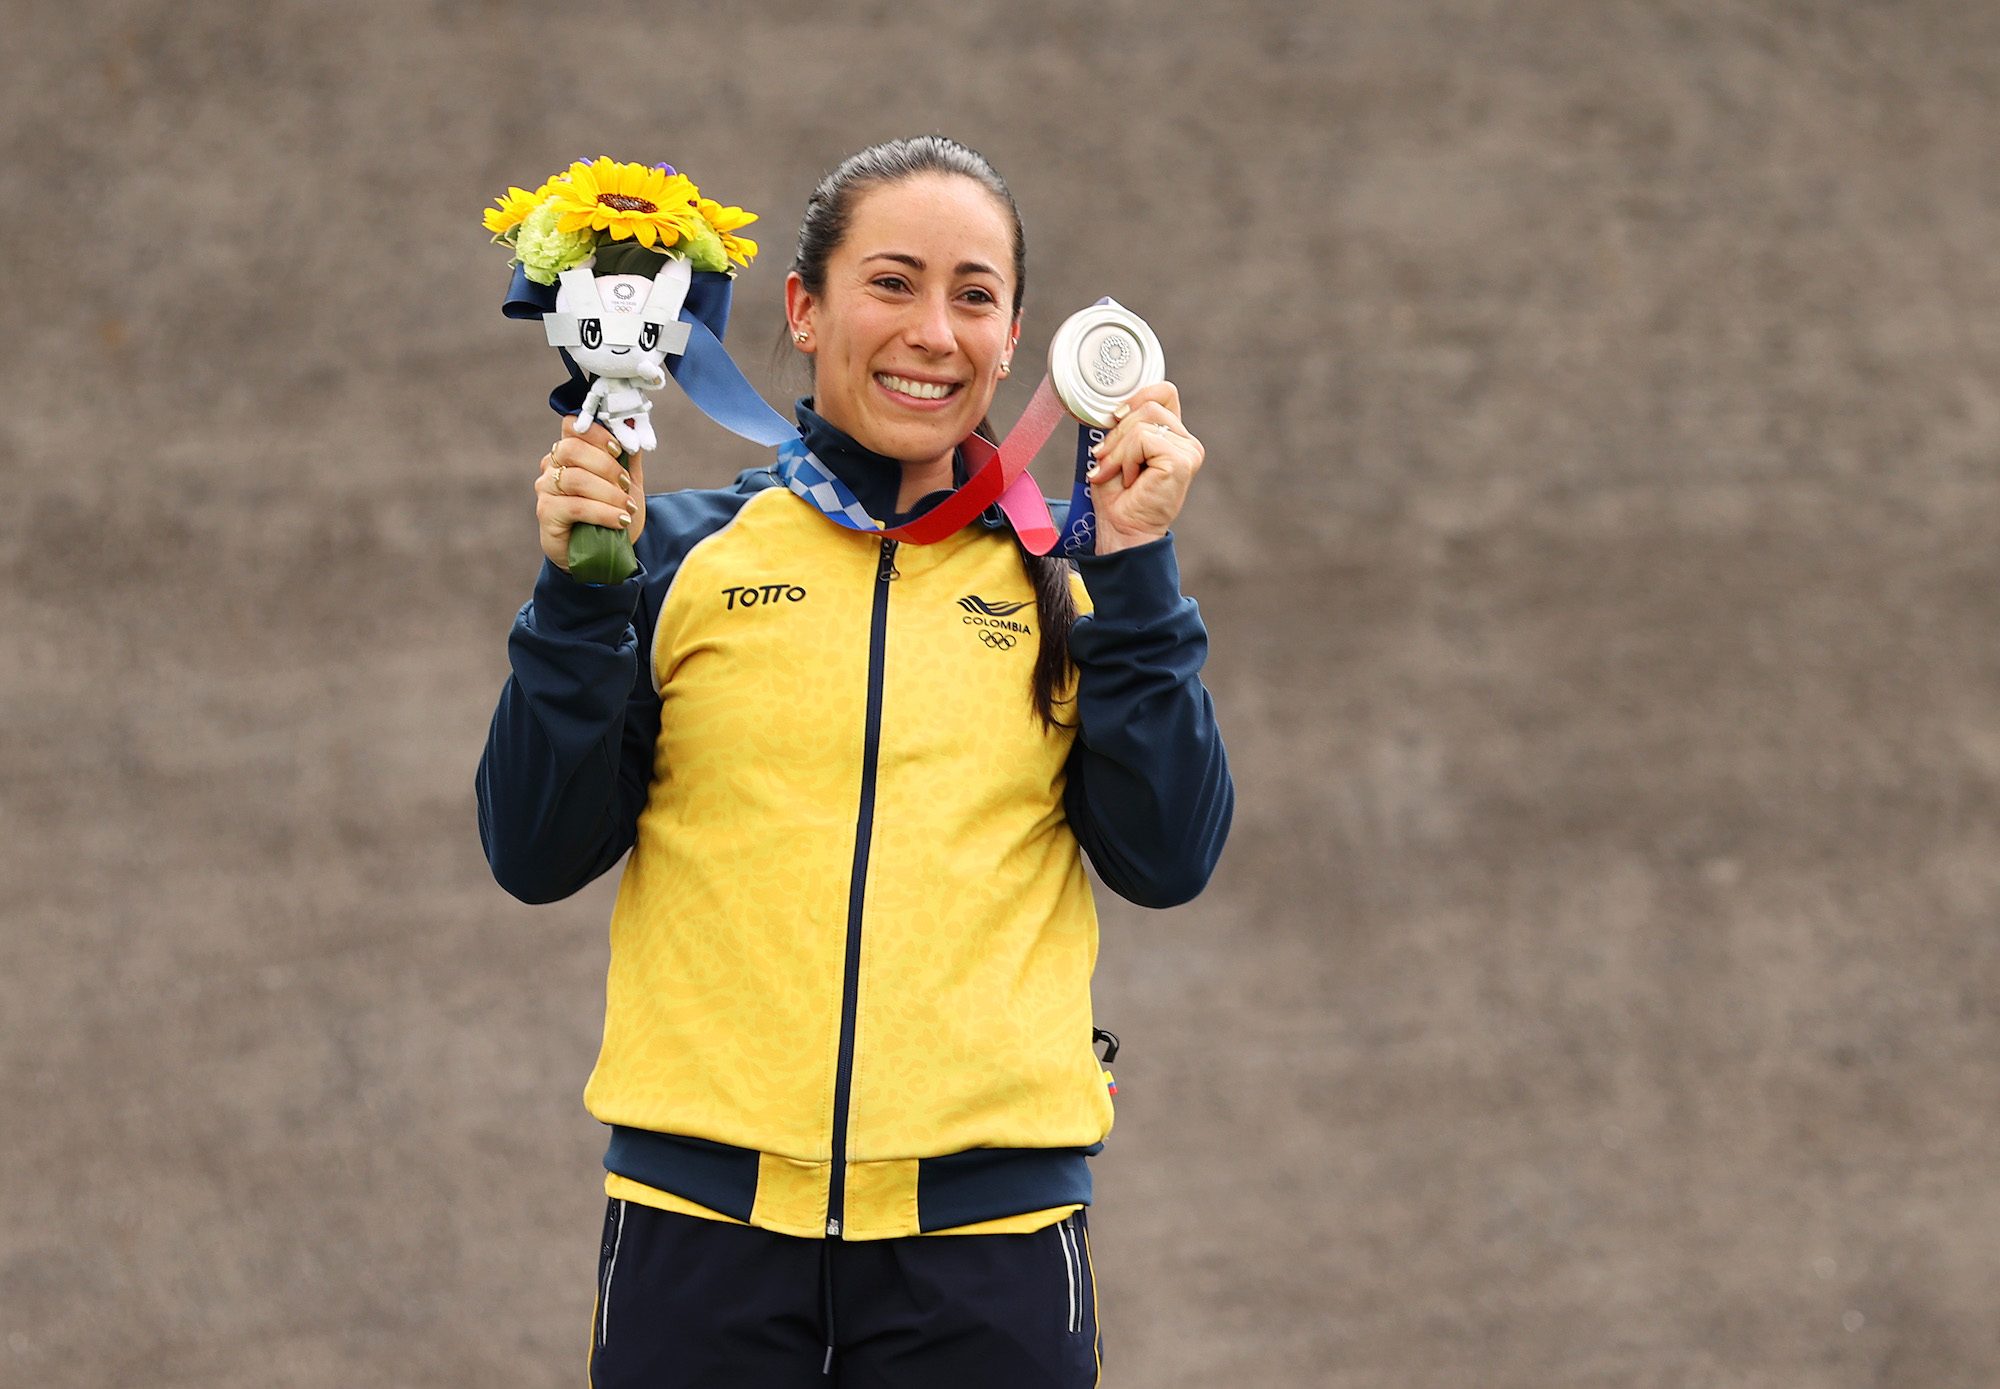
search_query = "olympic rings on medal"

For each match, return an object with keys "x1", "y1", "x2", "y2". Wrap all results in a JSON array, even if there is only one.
[{"x1": 979, "y1": 630, "x2": 1017, "y2": 650}]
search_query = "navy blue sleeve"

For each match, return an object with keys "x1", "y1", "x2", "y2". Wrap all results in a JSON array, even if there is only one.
[
  {"x1": 1064, "y1": 535, "x2": 1234, "y2": 908},
  {"x1": 476, "y1": 560, "x2": 662, "y2": 904},
  {"x1": 476, "y1": 475, "x2": 771, "y2": 904}
]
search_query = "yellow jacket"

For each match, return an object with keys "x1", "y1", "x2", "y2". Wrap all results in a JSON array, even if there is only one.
[{"x1": 479, "y1": 417, "x2": 1232, "y2": 1242}]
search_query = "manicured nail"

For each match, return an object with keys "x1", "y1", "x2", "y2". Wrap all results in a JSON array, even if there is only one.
[
  {"x1": 619, "y1": 474, "x2": 632, "y2": 490},
  {"x1": 1112, "y1": 403, "x2": 1131, "y2": 420},
  {"x1": 605, "y1": 438, "x2": 622, "y2": 457},
  {"x1": 618, "y1": 513, "x2": 631, "y2": 527}
]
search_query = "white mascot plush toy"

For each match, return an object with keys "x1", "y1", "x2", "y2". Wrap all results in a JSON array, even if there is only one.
[{"x1": 542, "y1": 247, "x2": 694, "y2": 456}]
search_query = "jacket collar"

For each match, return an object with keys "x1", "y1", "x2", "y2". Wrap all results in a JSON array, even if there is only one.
[{"x1": 796, "y1": 400, "x2": 998, "y2": 531}]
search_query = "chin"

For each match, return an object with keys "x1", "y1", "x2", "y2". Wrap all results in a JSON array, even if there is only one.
[{"x1": 865, "y1": 411, "x2": 978, "y2": 464}]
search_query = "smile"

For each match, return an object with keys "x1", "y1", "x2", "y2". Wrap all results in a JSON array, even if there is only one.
[{"x1": 875, "y1": 373, "x2": 961, "y2": 401}]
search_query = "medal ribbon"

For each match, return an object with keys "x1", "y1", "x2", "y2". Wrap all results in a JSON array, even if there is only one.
[{"x1": 775, "y1": 376, "x2": 1069, "y2": 551}]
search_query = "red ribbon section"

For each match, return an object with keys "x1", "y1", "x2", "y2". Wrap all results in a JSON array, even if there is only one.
[{"x1": 868, "y1": 376, "x2": 1069, "y2": 552}]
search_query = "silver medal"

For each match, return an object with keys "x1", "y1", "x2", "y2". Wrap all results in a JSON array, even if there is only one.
[{"x1": 1047, "y1": 299, "x2": 1166, "y2": 427}]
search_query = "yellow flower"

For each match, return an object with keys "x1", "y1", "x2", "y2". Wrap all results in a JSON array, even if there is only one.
[
  {"x1": 697, "y1": 197, "x2": 760, "y2": 267},
  {"x1": 547, "y1": 158, "x2": 702, "y2": 250},
  {"x1": 481, "y1": 185, "x2": 544, "y2": 243}
]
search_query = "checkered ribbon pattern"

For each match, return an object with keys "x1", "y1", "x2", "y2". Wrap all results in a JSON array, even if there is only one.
[{"x1": 776, "y1": 439, "x2": 885, "y2": 533}]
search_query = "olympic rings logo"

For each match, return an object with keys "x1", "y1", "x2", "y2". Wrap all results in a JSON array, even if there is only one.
[
  {"x1": 1091, "y1": 332, "x2": 1136, "y2": 389},
  {"x1": 979, "y1": 630, "x2": 1017, "y2": 650}
]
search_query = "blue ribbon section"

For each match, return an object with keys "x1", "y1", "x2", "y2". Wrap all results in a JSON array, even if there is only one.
[
  {"x1": 667, "y1": 317, "x2": 799, "y2": 447},
  {"x1": 1057, "y1": 424, "x2": 1102, "y2": 557},
  {"x1": 501, "y1": 263, "x2": 796, "y2": 448}
]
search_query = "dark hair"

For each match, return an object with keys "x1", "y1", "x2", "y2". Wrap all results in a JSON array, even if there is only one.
[{"x1": 789, "y1": 136, "x2": 1076, "y2": 729}]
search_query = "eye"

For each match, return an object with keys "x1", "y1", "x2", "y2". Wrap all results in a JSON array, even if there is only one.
[
  {"x1": 640, "y1": 322, "x2": 660, "y2": 351},
  {"x1": 871, "y1": 274, "x2": 912, "y2": 294},
  {"x1": 961, "y1": 286, "x2": 997, "y2": 305},
  {"x1": 580, "y1": 319, "x2": 602, "y2": 349}
]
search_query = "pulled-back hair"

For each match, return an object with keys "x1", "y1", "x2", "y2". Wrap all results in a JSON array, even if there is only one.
[{"x1": 789, "y1": 136, "x2": 1076, "y2": 730}]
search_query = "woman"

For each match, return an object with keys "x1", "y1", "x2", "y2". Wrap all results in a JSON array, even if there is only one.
[{"x1": 479, "y1": 136, "x2": 1232, "y2": 1388}]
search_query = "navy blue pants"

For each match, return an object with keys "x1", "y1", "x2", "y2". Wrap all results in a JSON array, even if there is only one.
[{"x1": 588, "y1": 1200, "x2": 1102, "y2": 1388}]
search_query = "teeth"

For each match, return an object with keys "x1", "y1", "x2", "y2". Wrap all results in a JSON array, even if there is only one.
[{"x1": 877, "y1": 373, "x2": 958, "y2": 400}]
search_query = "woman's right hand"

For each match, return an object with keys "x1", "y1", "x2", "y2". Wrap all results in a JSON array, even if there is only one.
[{"x1": 536, "y1": 416, "x2": 646, "y2": 572}]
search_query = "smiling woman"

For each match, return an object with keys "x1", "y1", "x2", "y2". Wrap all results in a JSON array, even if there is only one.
[
  {"x1": 479, "y1": 135, "x2": 1234, "y2": 1388},
  {"x1": 785, "y1": 166, "x2": 1020, "y2": 505}
]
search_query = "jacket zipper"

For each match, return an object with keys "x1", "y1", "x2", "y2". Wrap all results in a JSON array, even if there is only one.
[{"x1": 828, "y1": 536, "x2": 898, "y2": 1237}]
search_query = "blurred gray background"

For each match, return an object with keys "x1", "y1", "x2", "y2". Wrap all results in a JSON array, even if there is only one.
[{"x1": 6, "y1": 1, "x2": 2000, "y2": 1384}]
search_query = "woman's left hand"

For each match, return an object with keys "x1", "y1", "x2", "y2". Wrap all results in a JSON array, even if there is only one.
[{"x1": 1084, "y1": 382, "x2": 1207, "y2": 555}]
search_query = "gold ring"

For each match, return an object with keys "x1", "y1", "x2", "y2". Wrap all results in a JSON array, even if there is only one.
[{"x1": 552, "y1": 464, "x2": 567, "y2": 495}]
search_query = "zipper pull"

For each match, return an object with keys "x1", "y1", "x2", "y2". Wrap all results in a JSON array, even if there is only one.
[{"x1": 878, "y1": 537, "x2": 900, "y2": 582}]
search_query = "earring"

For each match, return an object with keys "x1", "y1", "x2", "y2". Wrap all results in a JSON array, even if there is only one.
[
  {"x1": 793, "y1": 330, "x2": 809, "y2": 344},
  {"x1": 998, "y1": 362, "x2": 1011, "y2": 378}
]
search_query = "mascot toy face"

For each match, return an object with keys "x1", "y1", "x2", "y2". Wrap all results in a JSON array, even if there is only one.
[{"x1": 554, "y1": 271, "x2": 678, "y2": 382}]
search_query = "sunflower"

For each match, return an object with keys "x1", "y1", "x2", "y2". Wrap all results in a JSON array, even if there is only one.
[
  {"x1": 697, "y1": 197, "x2": 760, "y2": 267},
  {"x1": 547, "y1": 158, "x2": 703, "y2": 250},
  {"x1": 481, "y1": 185, "x2": 544, "y2": 243}
]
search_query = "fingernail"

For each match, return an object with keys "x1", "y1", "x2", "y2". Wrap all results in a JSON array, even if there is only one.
[
  {"x1": 1112, "y1": 403, "x2": 1130, "y2": 419},
  {"x1": 618, "y1": 513, "x2": 632, "y2": 527},
  {"x1": 620, "y1": 474, "x2": 632, "y2": 490}
]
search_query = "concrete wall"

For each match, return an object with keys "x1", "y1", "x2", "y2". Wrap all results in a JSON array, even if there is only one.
[{"x1": 6, "y1": 2, "x2": 2000, "y2": 1383}]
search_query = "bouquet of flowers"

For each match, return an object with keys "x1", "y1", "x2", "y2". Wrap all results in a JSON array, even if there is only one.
[
  {"x1": 483, "y1": 159, "x2": 760, "y2": 582},
  {"x1": 484, "y1": 157, "x2": 759, "y2": 287}
]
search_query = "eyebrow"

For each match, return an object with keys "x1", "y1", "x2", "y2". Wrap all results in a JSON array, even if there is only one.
[{"x1": 860, "y1": 252, "x2": 1004, "y2": 279}]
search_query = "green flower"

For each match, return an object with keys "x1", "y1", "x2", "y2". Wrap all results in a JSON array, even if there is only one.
[
  {"x1": 676, "y1": 219, "x2": 730, "y2": 275},
  {"x1": 516, "y1": 201, "x2": 600, "y2": 284}
]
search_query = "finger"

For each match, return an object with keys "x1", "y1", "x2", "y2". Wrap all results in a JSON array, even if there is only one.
[
  {"x1": 552, "y1": 435, "x2": 629, "y2": 491},
  {"x1": 1117, "y1": 399, "x2": 1188, "y2": 436},
  {"x1": 539, "y1": 492, "x2": 634, "y2": 535},
  {"x1": 623, "y1": 450, "x2": 646, "y2": 512},
  {"x1": 563, "y1": 415, "x2": 623, "y2": 456},
  {"x1": 1118, "y1": 381, "x2": 1183, "y2": 422},
  {"x1": 1089, "y1": 400, "x2": 1186, "y2": 464},
  {"x1": 544, "y1": 458, "x2": 631, "y2": 511},
  {"x1": 1090, "y1": 418, "x2": 1186, "y2": 490}
]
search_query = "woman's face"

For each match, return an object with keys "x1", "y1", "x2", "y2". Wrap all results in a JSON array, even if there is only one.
[{"x1": 787, "y1": 174, "x2": 1020, "y2": 467}]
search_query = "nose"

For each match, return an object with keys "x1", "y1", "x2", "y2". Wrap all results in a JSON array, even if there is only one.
[{"x1": 902, "y1": 288, "x2": 956, "y2": 357}]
